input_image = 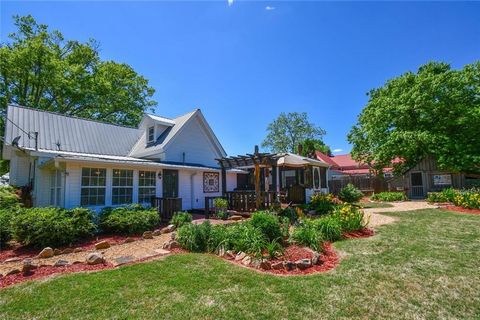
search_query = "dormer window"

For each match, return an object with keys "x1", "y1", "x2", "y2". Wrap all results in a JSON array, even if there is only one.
[{"x1": 148, "y1": 126, "x2": 155, "y2": 143}]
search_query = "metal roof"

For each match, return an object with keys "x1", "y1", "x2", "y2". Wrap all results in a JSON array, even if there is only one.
[{"x1": 5, "y1": 105, "x2": 143, "y2": 156}]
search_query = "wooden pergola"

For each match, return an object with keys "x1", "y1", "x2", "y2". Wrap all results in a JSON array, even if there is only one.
[{"x1": 216, "y1": 146, "x2": 283, "y2": 209}]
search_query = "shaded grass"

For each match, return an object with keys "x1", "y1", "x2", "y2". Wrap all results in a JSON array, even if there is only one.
[
  {"x1": 1, "y1": 209, "x2": 479, "y2": 319},
  {"x1": 356, "y1": 201, "x2": 394, "y2": 209}
]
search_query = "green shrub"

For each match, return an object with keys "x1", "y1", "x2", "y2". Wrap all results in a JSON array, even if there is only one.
[
  {"x1": 313, "y1": 215, "x2": 343, "y2": 241},
  {"x1": 170, "y1": 211, "x2": 193, "y2": 228},
  {"x1": 177, "y1": 221, "x2": 212, "y2": 252},
  {"x1": 290, "y1": 219, "x2": 324, "y2": 251},
  {"x1": 452, "y1": 190, "x2": 480, "y2": 209},
  {"x1": 265, "y1": 241, "x2": 284, "y2": 259},
  {"x1": 277, "y1": 207, "x2": 298, "y2": 223},
  {"x1": 309, "y1": 193, "x2": 337, "y2": 215},
  {"x1": 100, "y1": 204, "x2": 159, "y2": 235},
  {"x1": 11, "y1": 207, "x2": 96, "y2": 248},
  {"x1": 332, "y1": 204, "x2": 366, "y2": 232},
  {"x1": 213, "y1": 198, "x2": 228, "y2": 210},
  {"x1": 216, "y1": 210, "x2": 229, "y2": 220},
  {"x1": 0, "y1": 186, "x2": 20, "y2": 209},
  {"x1": 338, "y1": 183, "x2": 364, "y2": 203},
  {"x1": 0, "y1": 209, "x2": 13, "y2": 247},
  {"x1": 249, "y1": 211, "x2": 283, "y2": 242},
  {"x1": 370, "y1": 192, "x2": 407, "y2": 202},
  {"x1": 427, "y1": 192, "x2": 449, "y2": 203}
]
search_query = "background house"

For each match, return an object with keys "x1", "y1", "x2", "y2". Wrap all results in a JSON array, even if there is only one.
[{"x1": 3, "y1": 104, "x2": 241, "y2": 211}]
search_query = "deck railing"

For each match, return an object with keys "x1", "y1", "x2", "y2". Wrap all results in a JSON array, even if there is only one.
[
  {"x1": 224, "y1": 191, "x2": 278, "y2": 212},
  {"x1": 151, "y1": 197, "x2": 182, "y2": 223}
]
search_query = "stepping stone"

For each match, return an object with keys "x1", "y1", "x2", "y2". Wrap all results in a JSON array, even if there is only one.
[
  {"x1": 113, "y1": 255, "x2": 134, "y2": 266},
  {"x1": 154, "y1": 249, "x2": 170, "y2": 255}
]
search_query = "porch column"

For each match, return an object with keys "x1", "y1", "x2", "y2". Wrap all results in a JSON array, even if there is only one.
[
  {"x1": 221, "y1": 167, "x2": 227, "y2": 195},
  {"x1": 255, "y1": 163, "x2": 261, "y2": 209},
  {"x1": 276, "y1": 166, "x2": 280, "y2": 193}
]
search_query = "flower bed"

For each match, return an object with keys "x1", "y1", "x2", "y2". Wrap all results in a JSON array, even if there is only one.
[
  {"x1": 428, "y1": 188, "x2": 480, "y2": 210},
  {"x1": 442, "y1": 205, "x2": 480, "y2": 215}
]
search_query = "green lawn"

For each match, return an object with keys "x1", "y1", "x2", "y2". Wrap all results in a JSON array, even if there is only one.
[{"x1": 1, "y1": 209, "x2": 479, "y2": 319}]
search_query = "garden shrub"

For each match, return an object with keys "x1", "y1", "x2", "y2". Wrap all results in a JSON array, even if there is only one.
[
  {"x1": 452, "y1": 189, "x2": 480, "y2": 209},
  {"x1": 277, "y1": 207, "x2": 298, "y2": 223},
  {"x1": 338, "y1": 183, "x2": 364, "y2": 203},
  {"x1": 290, "y1": 219, "x2": 324, "y2": 252},
  {"x1": 370, "y1": 192, "x2": 407, "y2": 202},
  {"x1": 265, "y1": 240, "x2": 284, "y2": 259},
  {"x1": 170, "y1": 211, "x2": 193, "y2": 228},
  {"x1": 0, "y1": 209, "x2": 13, "y2": 247},
  {"x1": 427, "y1": 192, "x2": 450, "y2": 203},
  {"x1": 100, "y1": 204, "x2": 159, "y2": 235},
  {"x1": 249, "y1": 211, "x2": 283, "y2": 242},
  {"x1": 213, "y1": 198, "x2": 229, "y2": 219},
  {"x1": 177, "y1": 221, "x2": 212, "y2": 252},
  {"x1": 331, "y1": 204, "x2": 366, "y2": 232},
  {"x1": 0, "y1": 186, "x2": 20, "y2": 209},
  {"x1": 11, "y1": 207, "x2": 96, "y2": 248},
  {"x1": 313, "y1": 215, "x2": 343, "y2": 241},
  {"x1": 309, "y1": 193, "x2": 337, "y2": 215}
]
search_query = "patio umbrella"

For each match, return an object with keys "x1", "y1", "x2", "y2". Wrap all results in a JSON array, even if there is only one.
[{"x1": 276, "y1": 153, "x2": 329, "y2": 167}]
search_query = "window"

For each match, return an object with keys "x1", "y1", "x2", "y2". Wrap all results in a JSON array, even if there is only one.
[
  {"x1": 148, "y1": 126, "x2": 155, "y2": 143},
  {"x1": 139, "y1": 170, "x2": 156, "y2": 203},
  {"x1": 112, "y1": 169, "x2": 133, "y2": 205},
  {"x1": 81, "y1": 168, "x2": 106, "y2": 206},
  {"x1": 320, "y1": 167, "x2": 327, "y2": 189},
  {"x1": 50, "y1": 170, "x2": 62, "y2": 206}
]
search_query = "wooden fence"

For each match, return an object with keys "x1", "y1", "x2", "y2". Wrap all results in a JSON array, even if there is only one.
[
  {"x1": 151, "y1": 197, "x2": 182, "y2": 223},
  {"x1": 328, "y1": 176, "x2": 389, "y2": 195},
  {"x1": 224, "y1": 191, "x2": 277, "y2": 212}
]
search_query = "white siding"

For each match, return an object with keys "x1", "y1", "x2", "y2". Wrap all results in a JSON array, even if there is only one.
[
  {"x1": 9, "y1": 152, "x2": 31, "y2": 186},
  {"x1": 163, "y1": 117, "x2": 221, "y2": 167},
  {"x1": 226, "y1": 172, "x2": 237, "y2": 191}
]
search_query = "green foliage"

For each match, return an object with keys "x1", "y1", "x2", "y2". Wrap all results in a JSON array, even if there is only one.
[
  {"x1": 290, "y1": 219, "x2": 324, "y2": 252},
  {"x1": 348, "y1": 61, "x2": 480, "y2": 174},
  {"x1": 99, "y1": 204, "x2": 159, "y2": 235},
  {"x1": 427, "y1": 192, "x2": 450, "y2": 203},
  {"x1": 370, "y1": 192, "x2": 407, "y2": 202},
  {"x1": 312, "y1": 215, "x2": 343, "y2": 242},
  {"x1": 338, "y1": 183, "x2": 364, "y2": 203},
  {"x1": 216, "y1": 210, "x2": 229, "y2": 220},
  {"x1": 213, "y1": 198, "x2": 228, "y2": 210},
  {"x1": 0, "y1": 14, "x2": 156, "y2": 135},
  {"x1": 279, "y1": 216, "x2": 291, "y2": 239},
  {"x1": 170, "y1": 211, "x2": 192, "y2": 228},
  {"x1": 262, "y1": 112, "x2": 326, "y2": 153},
  {"x1": 0, "y1": 186, "x2": 20, "y2": 209},
  {"x1": 300, "y1": 138, "x2": 331, "y2": 157},
  {"x1": 0, "y1": 209, "x2": 13, "y2": 247},
  {"x1": 177, "y1": 221, "x2": 213, "y2": 253},
  {"x1": 11, "y1": 207, "x2": 96, "y2": 248},
  {"x1": 265, "y1": 241, "x2": 284, "y2": 259},
  {"x1": 276, "y1": 207, "x2": 298, "y2": 224},
  {"x1": 331, "y1": 204, "x2": 366, "y2": 233},
  {"x1": 249, "y1": 211, "x2": 283, "y2": 242},
  {"x1": 309, "y1": 193, "x2": 337, "y2": 215},
  {"x1": 452, "y1": 189, "x2": 480, "y2": 209}
]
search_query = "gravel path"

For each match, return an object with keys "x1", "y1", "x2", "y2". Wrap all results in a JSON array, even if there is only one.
[{"x1": 364, "y1": 201, "x2": 438, "y2": 228}]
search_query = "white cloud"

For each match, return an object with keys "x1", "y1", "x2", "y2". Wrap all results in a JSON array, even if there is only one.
[
  {"x1": 265, "y1": 6, "x2": 275, "y2": 10},
  {"x1": 227, "y1": 0, "x2": 234, "y2": 6},
  {"x1": 332, "y1": 148, "x2": 343, "y2": 153}
]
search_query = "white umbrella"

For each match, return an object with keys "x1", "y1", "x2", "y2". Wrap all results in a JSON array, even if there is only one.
[{"x1": 276, "y1": 153, "x2": 329, "y2": 168}]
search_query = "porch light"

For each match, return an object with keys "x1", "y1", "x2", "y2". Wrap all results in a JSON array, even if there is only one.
[{"x1": 157, "y1": 172, "x2": 162, "y2": 179}]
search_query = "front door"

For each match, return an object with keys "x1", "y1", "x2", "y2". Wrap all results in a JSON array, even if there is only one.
[
  {"x1": 163, "y1": 169, "x2": 179, "y2": 198},
  {"x1": 410, "y1": 172, "x2": 424, "y2": 198}
]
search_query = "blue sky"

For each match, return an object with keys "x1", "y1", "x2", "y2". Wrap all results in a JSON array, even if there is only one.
[{"x1": 1, "y1": 1, "x2": 479, "y2": 156}]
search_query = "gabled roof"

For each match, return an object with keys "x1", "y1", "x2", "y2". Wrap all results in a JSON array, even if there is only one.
[{"x1": 4, "y1": 104, "x2": 143, "y2": 156}]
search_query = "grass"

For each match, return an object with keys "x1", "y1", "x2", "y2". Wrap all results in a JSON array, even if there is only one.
[
  {"x1": 356, "y1": 201, "x2": 394, "y2": 209},
  {"x1": 1, "y1": 209, "x2": 479, "y2": 319}
]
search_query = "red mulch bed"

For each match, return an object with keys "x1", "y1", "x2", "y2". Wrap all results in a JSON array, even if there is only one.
[
  {"x1": 0, "y1": 234, "x2": 142, "y2": 262},
  {"x1": 343, "y1": 228, "x2": 375, "y2": 239},
  {"x1": 443, "y1": 205, "x2": 480, "y2": 215}
]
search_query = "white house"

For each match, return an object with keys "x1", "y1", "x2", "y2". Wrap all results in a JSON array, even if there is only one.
[{"x1": 3, "y1": 104, "x2": 239, "y2": 211}]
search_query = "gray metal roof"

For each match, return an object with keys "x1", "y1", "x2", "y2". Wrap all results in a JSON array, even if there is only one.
[{"x1": 4, "y1": 105, "x2": 143, "y2": 156}]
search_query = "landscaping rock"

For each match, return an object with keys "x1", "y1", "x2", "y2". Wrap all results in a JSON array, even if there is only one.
[
  {"x1": 73, "y1": 248, "x2": 84, "y2": 253},
  {"x1": 72, "y1": 260, "x2": 83, "y2": 265},
  {"x1": 54, "y1": 259, "x2": 70, "y2": 267},
  {"x1": 235, "y1": 252, "x2": 246, "y2": 261},
  {"x1": 229, "y1": 215, "x2": 243, "y2": 221},
  {"x1": 312, "y1": 252, "x2": 321, "y2": 265},
  {"x1": 217, "y1": 246, "x2": 225, "y2": 257},
  {"x1": 283, "y1": 261, "x2": 296, "y2": 271},
  {"x1": 271, "y1": 261, "x2": 284, "y2": 270},
  {"x1": 22, "y1": 259, "x2": 37, "y2": 274},
  {"x1": 225, "y1": 250, "x2": 236, "y2": 259},
  {"x1": 143, "y1": 231, "x2": 153, "y2": 239},
  {"x1": 4, "y1": 257, "x2": 21, "y2": 263},
  {"x1": 38, "y1": 247, "x2": 54, "y2": 259},
  {"x1": 86, "y1": 252, "x2": 104, "y2": 265},
  {"x1": 251, "y1": 259, "x2": 262, "y2": 268},
  {"x1": 95, "y1": 240, "x2": 111, "y2": 250},
  {"x1": 170, "y1": 232, "x2": 176, "y2": 241},
  {"x1": 163, "y1": 240, "x2": 180, "y2": 250},
  {"x1": 124, "y1": 238, "x2": 135, "y2": 243},
  {"x1": 295, "y1": 259, "x2": 312, "y2": 270},
  {"x1": 260, "y1": 260, "x2": 272, "y2": 270},
  {"x1": 6, "y1": 268, "x2": 21, "y2": 276},
  {"x1": 53, "y1": 248, "x2": 62, "y2": 256},
  {"x1": 152, "y1": 229, "x2": 162, "y2": 236},
  {"x1": 242, "y1": 256, "x2": 252, "y2": 266},
  {"x1": 161, "y1": 224, "x2": 176, "y2": 233},
  {"x1": 113, "y1": 256, "x2": 134, "y2": 266},
  {"x1": 62, "y1": 248, "x2": 74, "y2": 254}
]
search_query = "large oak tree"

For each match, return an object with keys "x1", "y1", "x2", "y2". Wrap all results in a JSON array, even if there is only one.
[{"x1": 348, "y1": 61, "x2": 480, "y2": 174}]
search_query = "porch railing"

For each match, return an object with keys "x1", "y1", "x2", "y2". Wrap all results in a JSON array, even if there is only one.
[
  {"x1": 204, "y1": 196, "x2": 225, "y2": 218},
  {"x1": 224, "y1": 191, "x2": 277, "y2": 212},
  {"x1": 151, "y1": 197, "x2": 182, "y2": 223}
]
